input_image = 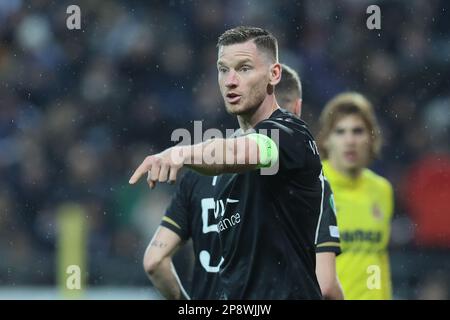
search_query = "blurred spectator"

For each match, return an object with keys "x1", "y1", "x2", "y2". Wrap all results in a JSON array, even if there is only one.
[{"x1": 402, "y1": 154, "x2": 450, "y2": 248}]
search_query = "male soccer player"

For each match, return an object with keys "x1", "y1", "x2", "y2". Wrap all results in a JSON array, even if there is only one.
[
  {"x1": 277, "y1": 64, "x2": 344, "y2": 300},
  {"x1": 142, "y1": 64, "x2": 343, "y2": 300},
  {"x1": 131, "y1": 26, "x2": 323, "y2": 299},
  {"x1": 143, "y1": 171, "x2": 222, "y2": 299},
  {"x1": 317, "y1": 92, "x2": 394, "y2": 299}
]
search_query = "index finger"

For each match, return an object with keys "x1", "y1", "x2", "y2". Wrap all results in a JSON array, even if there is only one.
[{"x1": 129, "y1": 160, "x2": 151, "y2": 184}]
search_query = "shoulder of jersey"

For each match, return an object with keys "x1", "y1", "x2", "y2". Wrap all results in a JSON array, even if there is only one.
[
  {"x1": 261, "y1": 109, "x2": 309, "y2": 131},
  {"x1": 362, "y1": 168, "x2": 393, "y2": 193}
]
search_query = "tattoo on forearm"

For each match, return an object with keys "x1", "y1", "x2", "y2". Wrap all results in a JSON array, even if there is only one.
[{"x1": 151, "y1": 240, "x2": 168, "y2": 248}]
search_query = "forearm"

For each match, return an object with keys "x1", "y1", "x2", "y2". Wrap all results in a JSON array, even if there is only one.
[
  {"x1": 182, "y1": 137, "x2": 259, "y2": 175},
  {"x1": 330, "y1": 278, "x2": 345, "y2": 300},
  {"x1": 322, "y1": 278, "x2": 344, "y2": 300},
  {"x1": 148, "y1": 257, "x2": 188, "y2": 300},
  {"x1": 315, "y1": 252, "x2": 344, "y2": 300},
  {"x1": 129, "y1": 134, "x2": 276, "y2": 187}
]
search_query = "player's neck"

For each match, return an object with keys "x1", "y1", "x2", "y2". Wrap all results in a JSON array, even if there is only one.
[
  {"x1": 329, "y1": 159, "x2": 363, "y2": 180},
  {"x1": 343, "y1": 168, "x2": 363, "y2": 179},
  {"x1": 237, "y1": 95, "x2": 279, "y2": 132}
]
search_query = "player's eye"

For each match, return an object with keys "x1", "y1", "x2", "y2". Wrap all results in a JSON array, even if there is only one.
[
  {"x1": 334, "y1": 128, "x2": 345, "y2": 135},
  {"x1": 239, "y1": 65, "x2": 251, "y2": 72},
  {"x1": 218, "y1": 66, "x2": 228, "y2": 73},
  {"x1": 353, "y1": 127, "x2": 365, "y2": 135}
]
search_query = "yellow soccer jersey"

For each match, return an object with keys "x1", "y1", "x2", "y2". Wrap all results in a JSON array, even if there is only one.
[{"x1": 322, "y1": 160, "x2": 394, "y2": 300}]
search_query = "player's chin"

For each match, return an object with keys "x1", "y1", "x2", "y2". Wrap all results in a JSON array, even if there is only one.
[{"x1": 225, "y1": 103, "x2": 246, "y2": 115}]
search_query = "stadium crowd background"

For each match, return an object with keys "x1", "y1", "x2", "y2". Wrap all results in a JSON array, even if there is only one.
[{"x1": 0, "y1": 0, "x2": 449, "y2": 299}]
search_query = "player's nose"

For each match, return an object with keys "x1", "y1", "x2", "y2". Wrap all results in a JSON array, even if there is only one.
[
  {"x1": 225, "y1": 70, "x2": 239, "y2": 88},
  {"x1": 345, "y1": 132, "x2": 359, "y2": 145}
]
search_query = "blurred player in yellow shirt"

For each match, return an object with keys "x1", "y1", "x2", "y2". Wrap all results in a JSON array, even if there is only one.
[{"x1": 317, "y1": 93, "x2": 394, "y2": 300}]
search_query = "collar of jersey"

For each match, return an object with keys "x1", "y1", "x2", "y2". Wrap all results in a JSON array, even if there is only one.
[{"x1": 322, "y1": 160, "x2": 365, "y2": 189}]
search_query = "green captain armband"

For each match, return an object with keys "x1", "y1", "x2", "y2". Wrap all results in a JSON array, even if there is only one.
[{"x1": 247, "y1": 133, "x2": 279, "y2": 168}]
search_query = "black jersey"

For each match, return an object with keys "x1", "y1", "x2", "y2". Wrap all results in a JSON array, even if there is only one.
[
  {"x1": 213, "y1": 108, "x2": 323, "y2": 300},
  {"x1": 315, "y1": 179, "x2": 341, "y2": 255},
  {"x1": 161, "y1": 170, "x2": 223, "y2": 299},
  {"x1": 160, "y1": 109, "x2": 339, "y2": 299}
]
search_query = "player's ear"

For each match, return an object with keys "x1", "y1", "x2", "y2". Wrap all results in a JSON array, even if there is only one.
[
  {"x1": 296, "y1": 99, "x2": 303, "y2": 117},
  {"x1": 269, "y1": 62, "x2": 281, "y2": 86}
]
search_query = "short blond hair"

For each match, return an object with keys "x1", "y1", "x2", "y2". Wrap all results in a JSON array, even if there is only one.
[
  {"x1": 277, "y1": 64, "x2": 302, "y2": 109},
  {"x1": 317, "y1": 92, "x2": 382, "y2": 161}
]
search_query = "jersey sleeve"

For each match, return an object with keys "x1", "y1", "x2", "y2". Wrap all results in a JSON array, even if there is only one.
[
  {"x1": 385, "y1": 180, "x2": 394, "y2": 220},
  {"x1": 160, "y1": 171, "x2": 194, "y2": 241},
  {"x1": 315, "y1": 179, "x2": 341, "y2": 255},
  {"x1": 253, "y1": 117, "x2": 317, "y2": 172}
]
